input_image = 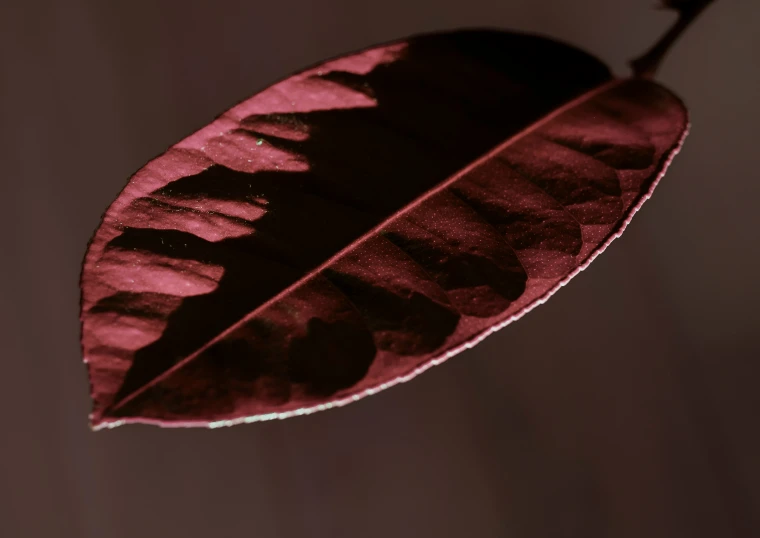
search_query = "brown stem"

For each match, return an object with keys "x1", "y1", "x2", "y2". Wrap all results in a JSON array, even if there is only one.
[{"x1": 630, "y1": 0, "x2": 715, "y2": 78}]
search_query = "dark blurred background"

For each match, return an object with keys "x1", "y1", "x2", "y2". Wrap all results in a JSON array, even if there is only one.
[{"x1": 1, "y1": 0, "x2": 758, "y2": 536}]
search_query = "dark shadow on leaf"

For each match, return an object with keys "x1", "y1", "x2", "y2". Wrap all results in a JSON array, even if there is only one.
[{"x1": 99, "y1": 30, "x2": 612, "y2": 419}]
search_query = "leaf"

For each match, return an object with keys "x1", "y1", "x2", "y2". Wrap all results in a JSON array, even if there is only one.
[{"x1": 80, "y1": 29, "x2": 688, "y2": 429}]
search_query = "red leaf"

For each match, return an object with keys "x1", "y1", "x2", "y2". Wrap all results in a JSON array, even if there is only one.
[{"x1": 80, "y1": 30, "x2": 688, "y2": 429}]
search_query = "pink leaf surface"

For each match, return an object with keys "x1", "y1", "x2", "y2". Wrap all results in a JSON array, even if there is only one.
[{"x1": 80, "y1": 30, "x2": 688, "y2": 429}]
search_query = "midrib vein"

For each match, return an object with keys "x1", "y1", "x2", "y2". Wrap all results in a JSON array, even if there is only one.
[{"x1": 106, "y1": 77, "x2": 624, "y2": 416}]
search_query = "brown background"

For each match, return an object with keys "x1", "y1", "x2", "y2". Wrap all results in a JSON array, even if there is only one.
[{"x1": 1, "y1": 0, "x2": 758, "y2": 537}]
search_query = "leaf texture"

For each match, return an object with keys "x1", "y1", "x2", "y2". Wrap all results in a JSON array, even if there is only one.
[{"x1": 80, "y1": 30, "x2": 688, "y2": 428}]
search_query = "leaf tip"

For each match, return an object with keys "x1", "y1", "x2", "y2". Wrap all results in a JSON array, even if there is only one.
[{"x1": 88, "y1": 411, "x2": 117, "y2": 432}]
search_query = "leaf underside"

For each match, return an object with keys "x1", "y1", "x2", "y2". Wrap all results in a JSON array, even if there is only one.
[{"x1": 80, "y1": 29, "x2": 688, "y2": 429}]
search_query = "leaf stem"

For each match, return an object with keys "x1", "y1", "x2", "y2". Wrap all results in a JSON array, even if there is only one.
[{"x1": 630, "y1": 0, "x2": 715, "y2": 78}]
